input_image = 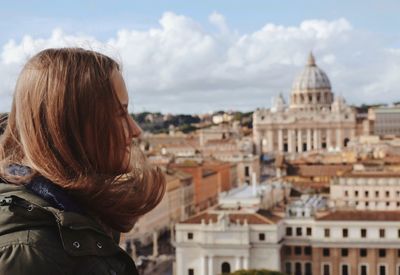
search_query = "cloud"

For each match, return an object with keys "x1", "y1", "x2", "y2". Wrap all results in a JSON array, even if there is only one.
[{"x1": 1, "y1": 12, "x2": 399, "y2": 113}]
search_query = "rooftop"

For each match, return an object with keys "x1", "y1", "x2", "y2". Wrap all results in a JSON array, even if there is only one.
[
  {"x1": 181, "y1": 210, "x2": 282, "y2": 225},
  {"x1": 317, "y1": 210, "x2": 400, "y2": 221}
]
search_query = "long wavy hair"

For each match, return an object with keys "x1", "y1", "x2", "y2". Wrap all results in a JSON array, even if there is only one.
[{"x1": 0, "y1": 48, "x2": 165, "y2": 232}]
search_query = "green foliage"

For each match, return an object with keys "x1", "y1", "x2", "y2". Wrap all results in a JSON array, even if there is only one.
[
  {"x1": 180, "y1": 124, "x2": 197, "y2": 133},
  {"x1": 228, "y1": 269, "x2": 285, "y2": 275}
]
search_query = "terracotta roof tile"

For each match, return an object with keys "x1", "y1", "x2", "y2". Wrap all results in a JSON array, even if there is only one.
[{"x1": 317, "y1": 211, "x2": 400, "y2": 221}]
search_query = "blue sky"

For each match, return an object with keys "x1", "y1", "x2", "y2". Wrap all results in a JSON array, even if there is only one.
[
  {"x1": 2, "y1": 0, "x2": 399, "y2": 43},
  {"x1": 1, "y1": 0, "x2": 399, "y2": 113}
]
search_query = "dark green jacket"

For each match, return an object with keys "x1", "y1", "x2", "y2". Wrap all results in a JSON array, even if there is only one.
[{"x1": 0, "y1": 183, "x2": 138, "y2": 275}]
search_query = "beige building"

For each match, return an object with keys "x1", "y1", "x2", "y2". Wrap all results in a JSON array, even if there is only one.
[
  {"x1": 253, "y1": 53, "x2": 356, "y2": 155},
  {"x1": 369, "y1": 106, "x2": 400, "y2": 136},
  {"x1": 330, "y1": 173, "x2": 400, "y2": 210},
  {"x1": 283, "y1": 211, "x2": 400, "y2": 275}
]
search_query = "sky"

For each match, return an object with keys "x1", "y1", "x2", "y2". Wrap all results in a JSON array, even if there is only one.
[{"x1": 1, "y1": 0, "x2": 400, "y2": 114}]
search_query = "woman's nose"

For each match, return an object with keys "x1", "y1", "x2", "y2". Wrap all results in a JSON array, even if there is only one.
[{"x1": 128, "y1": 116, "x2": 142, "y2": 138}]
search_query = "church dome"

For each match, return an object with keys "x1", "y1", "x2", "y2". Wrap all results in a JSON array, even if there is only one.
[
  {"x1": 290, "y1": 52, "x2": 334, "y2": 110},
  {"x1": 292, "y1": 53, "x2": 331, "y2": 91}
]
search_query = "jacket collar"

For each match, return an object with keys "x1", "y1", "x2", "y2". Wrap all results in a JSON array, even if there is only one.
[{"x1": 25, "y1": 176, "x2": 85, "y2": 214}]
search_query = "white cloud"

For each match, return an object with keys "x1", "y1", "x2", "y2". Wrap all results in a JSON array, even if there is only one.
[{"x1": 0, "y1": 12, "x2": 399, "y2": 113}]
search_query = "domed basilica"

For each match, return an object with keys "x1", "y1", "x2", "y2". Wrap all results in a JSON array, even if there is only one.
[{"x1": 253, "y1": 53, "x2": 356, "y2": 155}]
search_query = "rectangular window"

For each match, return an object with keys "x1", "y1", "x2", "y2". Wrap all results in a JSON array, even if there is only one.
[
  {"x1": 305, "y1": 246, "x2": 312, "y2": 256},
  {"x1": 375, "y1": 190, "x2": 379, "y2": 197},
  {"x1": 294, "y1": 246, "x2": 302, "y2": 255},
  {"x1": 365, "y1": 191, "x2": 369, "y2": 197},
  {"x1": 341, "y1": 248, "x2": 349, "y2": 257},
  {"x1": 296, "y1": 227, "x2": 302, "y2": 236},
  {"x1": 386, "y1": 191, "x2": 390, "y2": 197},
  {"x1": 285, "y1": 262, "x2": 292, "y2": 275},
  {"x1": 285, "y1": 246, "x2": 292, "y2": 255},
  {"x1": 324, "y1": 228, "x2": 330, "y2": 238},
  {"x1": 286, "y1": 227, "x2": 293, "y2": 236},
  {"x1": 259, "y1": 233, "x2": 265, "y2": 241},
  {"x1": 380, "y1": 229, "x2": 385, "y2": 238},
  {"x1": 323, "y1": 264, "x2": 330, "y2": 275},
  {"x1": 295, "y1": 262, "x2": 302, "y2": 275},
  {"x1": 188, "y1": 268, "x2": 194, "y2": 275},
  {"x1": 305, "y1": 263, "x2": 312, "y2": 275},
  {"x1": 342, "y1": 265, "x2": 349, "y2": 275},
  {"x1": 306, "y1": 227, "x2": 312, "y2": 236},
  {"x1": 360, "y1": 248, "x2": 367, "y2": 257},
  {"x1": 344, "y1": 190, "x2": 348, "y2": 196},
  {"x1": 187, "y1": 232, "x2": 193, "y2": 240},
  {"x1": 360, "y1": 265, "x2": 368, "y2": 275},
  {"x1": 343, "y1": 228, "x2": 348, "y2": 238},
  {"x1": 323, "y1": 248, "x2": 330, "y2": 257},
  {"x1": 245, "y1": 166, "x2": 250, "y2": 177},
  {"x1": 379, "y1": 249, "x2": 386, "y2": 258},
  {"x1": 355, "y1": 191, "x2": 359, "y2": 197},
  {"x1": 361, "y1": 229, "x2": 367, "y2": 238},
  {"x1": 379, "y1": 265, "x2": 386, "y2": 275}
]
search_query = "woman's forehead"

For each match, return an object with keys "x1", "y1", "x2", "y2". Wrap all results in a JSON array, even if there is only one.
[{"x1": 112, "y1": 70, "x2": 129, "y2": 105}]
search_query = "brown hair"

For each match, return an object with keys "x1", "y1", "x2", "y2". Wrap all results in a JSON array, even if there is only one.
[{"x1": 0, "y1": 48, "x2": 165, "y2": 232}]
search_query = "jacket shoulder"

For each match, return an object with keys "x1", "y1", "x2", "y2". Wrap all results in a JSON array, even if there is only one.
[{"x1": 0, "y1": 241, "x2": 69, "y2": 274}]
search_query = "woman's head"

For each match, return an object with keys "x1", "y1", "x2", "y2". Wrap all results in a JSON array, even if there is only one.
[{"x1": 0, "y1": 48, "x2": 165, "y2": 232}]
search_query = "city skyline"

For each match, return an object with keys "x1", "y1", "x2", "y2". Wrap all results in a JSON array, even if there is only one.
[{"x1": 1, "y1": 1, "x2": 399, "y2": 114}]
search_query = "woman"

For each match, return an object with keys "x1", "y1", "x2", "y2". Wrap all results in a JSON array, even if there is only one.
[{"x1": 0, "y1": 48, "x2": 166, "y2": 274}]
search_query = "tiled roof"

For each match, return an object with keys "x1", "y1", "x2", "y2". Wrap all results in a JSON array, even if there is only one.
[
  {"x1": 291, "y1": 164, "x2": 352, "y2": 177},
  {"x1": 256, "y1": 209, "x2": 283, "y2": 223},
  {"x1": 317, "y1": 211, "x2": 400, "y2": 221},
  {"x1": 341, "y1": 170, "x2": 400, "y2": 178},
  {"x1": 205, "y1": 139, "x2": 236, "y2": 145}
]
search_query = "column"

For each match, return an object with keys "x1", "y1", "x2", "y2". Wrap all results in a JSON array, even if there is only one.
[
  {"x1": 313, "y1": 129, "x2": 318, "y2": 150},
  {"x1": 336, "y1": 128, "x2": 343, "y2": 150},
  {"x1": 307, "y1": 129, "x2": 312, "y2": 151},
  {"x1": 208, "y1": 256, "x2": 214, "y2": 275},
  {"x1": 278, "y1": 129, "x2": 283, "y2": 152},
  {"x1": 297, "y1": 129, "x2": 303, "y2": 153},
  {"x1": 243, "y1": 257, "x2": 249, "y2": 269},
  {"x1": 267, "y1": 130, "x2": 274, "y2": 152},
  {"x1": 202, "y1": 256, "x2": 208, "y2": 275},
  {"x1": 235, "y1": 256, "x2": 242, "y2": 271},
  {"x1": 327, "y1": 128, "x2": 332, "y2": 150},
  {"x1": 288, "y1": 129, "x2": 294, "y2": 153},
  {"x1": 253, "y1": 131, "x2": 261, "y2": 155}
]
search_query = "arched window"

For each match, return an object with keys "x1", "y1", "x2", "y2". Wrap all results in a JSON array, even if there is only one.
[
  {"x1": 344, "y1": 138, "x2": 350, "y2": 147},
  {"x1": 221, "y1": 262, "x2": 231, "y2": 274}
]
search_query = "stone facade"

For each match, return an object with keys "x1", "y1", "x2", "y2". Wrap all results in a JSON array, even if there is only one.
[{"x1": 253, "y1": 53, "x2": 357, "y2": 155}]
